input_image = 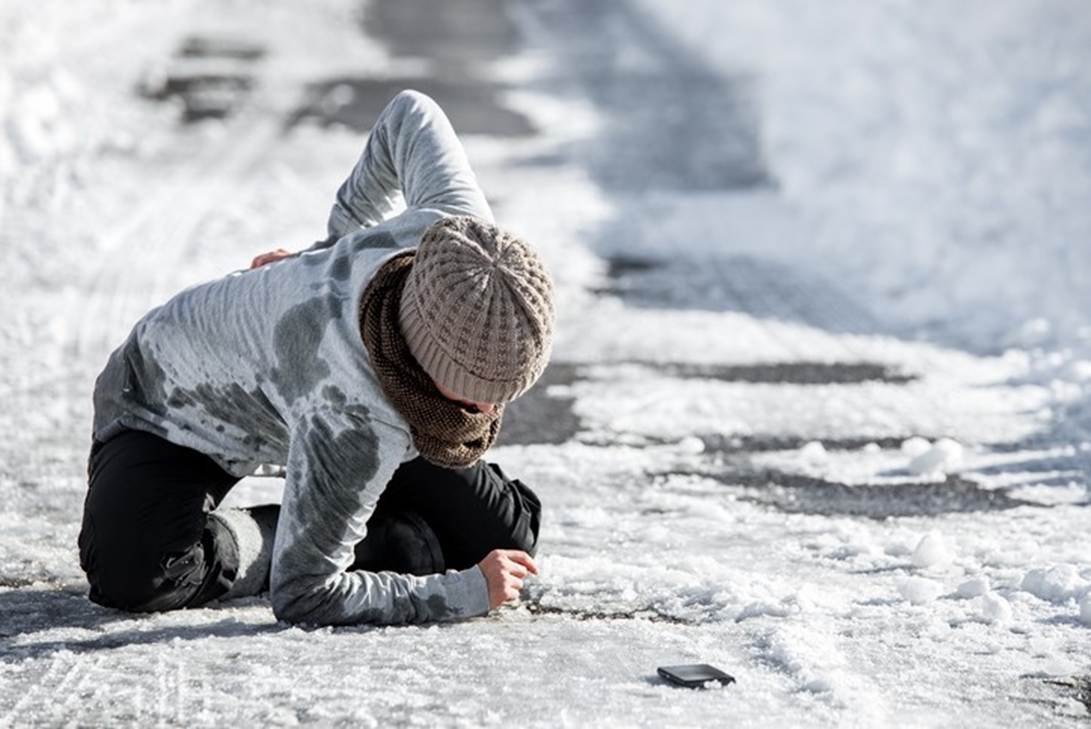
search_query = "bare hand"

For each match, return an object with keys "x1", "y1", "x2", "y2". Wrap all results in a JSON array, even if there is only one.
[
  {"x1": 250, "y1": 248, "x2": 294, "y2": 269},
  {"x1": 477, "y1": 549, "x2": 539, "y2": 610}
]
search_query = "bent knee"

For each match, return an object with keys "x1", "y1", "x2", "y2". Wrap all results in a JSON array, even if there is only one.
[{"x1": 83, "y1": 542, "x2": 208, "y2": 613}]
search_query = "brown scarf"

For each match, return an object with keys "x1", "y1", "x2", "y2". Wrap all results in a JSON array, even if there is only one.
[{"x1": 358, "y1": 252, "x2": 504, "y2": 469}]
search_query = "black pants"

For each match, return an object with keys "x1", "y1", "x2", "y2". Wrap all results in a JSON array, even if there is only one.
[{"x1": 77, "y1": 428, "x2": 541, "y2": 613}]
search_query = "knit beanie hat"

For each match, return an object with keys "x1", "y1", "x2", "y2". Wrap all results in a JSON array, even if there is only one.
[{"x1": 398, "y1": 215, "x2": 555, "y2": 404}]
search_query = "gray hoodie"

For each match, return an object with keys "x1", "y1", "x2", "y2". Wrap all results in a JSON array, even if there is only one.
[{"x1": 91, "y1": 90, "x2": 494, "y2": 625}]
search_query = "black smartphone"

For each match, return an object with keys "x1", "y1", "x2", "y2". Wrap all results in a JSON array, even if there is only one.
[{"x1": 657, "y1": 664, "x2": 736, "y2": 688}]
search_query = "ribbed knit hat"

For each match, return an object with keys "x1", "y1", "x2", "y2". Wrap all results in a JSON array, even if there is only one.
[{"x1": 398, "y1": 215, "x2": 555, "y2": 404}]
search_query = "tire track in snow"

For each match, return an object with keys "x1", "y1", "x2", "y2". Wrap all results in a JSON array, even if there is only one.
[
  {"x1": 0, "y1": 652, "x2": 82, "y2": 727},
  {"x1": 76, "y1": 108, "x2": 284, "y2": 364},
  {"x1": 0, "y1": 656, "x2": 65, "y2": 726}
]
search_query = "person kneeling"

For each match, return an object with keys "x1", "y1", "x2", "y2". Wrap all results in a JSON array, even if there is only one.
[{"x1": 77, "y1": 89, "x2": 554, "y2": 626}]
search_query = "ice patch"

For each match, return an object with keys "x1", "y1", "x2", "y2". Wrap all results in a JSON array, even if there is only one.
[{"x1": 1079, "y1": 594, "x2": 1091, "y2": 626}]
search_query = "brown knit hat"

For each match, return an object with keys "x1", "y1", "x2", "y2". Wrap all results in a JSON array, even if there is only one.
[{"x1": 398, "y1": 215, "x2": 555, "y2": 404}]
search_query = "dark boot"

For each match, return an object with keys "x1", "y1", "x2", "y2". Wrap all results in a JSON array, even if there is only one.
[{"x1": 352, "y1": 511, "x2": 445, "y2": 576}]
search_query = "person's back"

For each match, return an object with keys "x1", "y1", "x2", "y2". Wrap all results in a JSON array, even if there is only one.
[{"x1": 91, "y1": 219, "x2": 428, "y2": 477}]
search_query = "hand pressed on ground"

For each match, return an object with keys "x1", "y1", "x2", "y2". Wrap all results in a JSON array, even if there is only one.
[{"x1": 477, "y1": 548, "x2": 539, "y2": 610}]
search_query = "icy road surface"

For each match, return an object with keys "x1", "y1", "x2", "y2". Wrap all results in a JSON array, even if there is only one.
[{"x1": 1, "y1": 0, "x2": 1089, "y2": 726}]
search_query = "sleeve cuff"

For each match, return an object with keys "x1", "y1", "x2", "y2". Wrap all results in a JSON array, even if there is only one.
[{"x1": 441, "y1": 564, "x2": 491, "y2": 620}]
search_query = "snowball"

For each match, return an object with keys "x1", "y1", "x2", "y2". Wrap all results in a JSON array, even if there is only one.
[
  {"x1": 861, "y1": 442, "x2": 881, "y2": 454},
  {"x1": 901, "y1": 437, "x2": 931, "y2": 457},
  {"x1": 799, "y1": 440, "x2": 828, "y2": 462},
  {"x1": 907, "y1": 438, "x2": 963, "y2": 475},
  {"x1": 976, "y1": 593, "x2": 1012, "y2": 624},
  {"x1": 898, "y1": 577, "x2": 943, "y2": 605},
  {"x1": 957, "y1": 576, "x2": 990, "y2": 598},
  {"x1": 912, "y1": 531, "x2": 954, "y2": 569},
  {"x1": 1021, "y1": 564, "x2": 1083, "y2": 603},
  {"x1": 1080, "y1": 594, "x2": 1091, "y2": 626}
]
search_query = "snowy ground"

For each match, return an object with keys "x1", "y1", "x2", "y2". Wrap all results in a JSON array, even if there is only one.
[{"x1": 2, "y1": 0, "x2": 1090, "y2": 726}]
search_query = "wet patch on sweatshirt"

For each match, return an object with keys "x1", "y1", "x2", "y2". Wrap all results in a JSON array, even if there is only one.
[
  {"x1": 124, "y1": 336, "x2": 170, "y2": 418},
  {"x1": 330, "y1": 255, "x2": 352, "y2": 282},
  {"x1": 271, "y1": 413, "x2": 386, "y2": 624},
  {"x1": 352, "y1": 231, "x2": 399, "y2": 253},
  {"x1": 305, "y1": 411, "x2": 381, "y2": 496},
  {"x1": 413, "y1": 592, "x2": 456, "y2": 621},
  {"x1": 271, "y1": 295, "x2": 343, "y2": 404},
  {"x1": 322, "y1": 384, "x2": 348, "y2": 409},
  {"x1": 168, "y1": 382, "x2": 287, "y2": 453}
]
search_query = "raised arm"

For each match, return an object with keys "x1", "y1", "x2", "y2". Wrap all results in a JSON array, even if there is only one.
[
  {"x1": 269, "y1": 409, "x2": 490, "y2": 626},
  {"x1": 322, "y1": 89, "x2": 494, "y2": 246}
]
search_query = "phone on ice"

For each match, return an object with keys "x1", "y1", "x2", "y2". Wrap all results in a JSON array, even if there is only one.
[{"x1": 657, "y1": 664, "x2": 736, "y2": 688}]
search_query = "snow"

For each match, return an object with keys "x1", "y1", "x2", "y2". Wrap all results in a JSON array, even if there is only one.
[
  {"x1": 911, "y1": 531, "x2": 955, "y2": 570},
  {"x1": 901, "y1": 437, "x2": 932, "y2": 458},
  {"x1": 1021, "y1": 564, "x2": 1088, "y2": 604},
  {"x1": 906, "y1": 438, "x2": 965, "y2": 476},
  {"x1": 799, "y1": 440, "x2": 828, "y2": 463},
  {"x1": 957, "y1": 576, "x2": 991, "y2": 599},
  {"x1": 976, "y1": 593, "x2": 1013, "y2": 625},
  {"x1": 2, "y1": 0, "x2": 1090, "y2": 726},
  {"x1": 897, "y1": 577, "x2": 944, "y2": 606}
]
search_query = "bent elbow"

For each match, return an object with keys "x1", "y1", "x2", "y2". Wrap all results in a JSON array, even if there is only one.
[
  {"x1": 270, "y1": 587, "x2": 316, "y2": 625},
  {"x1": 392, "y1": 88, "x2": 436, "y2": 112},
  {"x1": 270, "y1": 575, "x2": 340, "y2": 626}
]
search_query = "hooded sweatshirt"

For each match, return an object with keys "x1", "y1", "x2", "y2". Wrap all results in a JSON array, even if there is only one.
[{"x1": 91, "y1": 90, "x2": 495, "y2": 626}]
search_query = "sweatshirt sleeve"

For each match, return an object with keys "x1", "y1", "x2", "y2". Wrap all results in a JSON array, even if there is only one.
[
  {"x1": 323, "y1": 89, "x2": 494, "y2": 244},
  {"x1": 269, "y1": 408, "x2": 491, "y2": 626}
]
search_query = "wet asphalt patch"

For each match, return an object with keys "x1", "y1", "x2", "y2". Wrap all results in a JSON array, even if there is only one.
[
  {"x1": 632, "y1": 361, "x2": 914, "y2": 385},
  {"x1": 697, "y1": 434, "x2": 912, "y2": 455},
  {"x1": 288, "y1": 0, "x2": 534, "y2": 137},
  {"x1": 495, "y1": 362, "x2": 582, "y2": 446},
  {"x1": 667, "y1": 466, "x2": 1037, "y2": 519},
  {"x1": 1048, "y1": 676, "x2": 1091, "y2": 715},
  {"x1": 525, "y1": 0, "x2": 770, "y2": 192},
  {"x1": 138, "y1": 35, "x2": 265, "y2": 123},
  {"x1": 286, "y1": 78, "x2": 534, "y2": 137},
  {"x1": 364, "y1": 0, "x2": 519, "y2": 66},
  {"x1": 496, "y1": 361, "x2": 914, "y2": 448},
  {"x1": 522, "y1": 599, "x2": 692, "y2": 625},
  {"x1": 593, "y1": 253, "x2": 886, "y2": 335},
  {"x1": 178, "y1": 36, "x2": 266, "y2": 61},
  {"x1": 738, "y1": 471, "x2": 1037, "y2": 518}
]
